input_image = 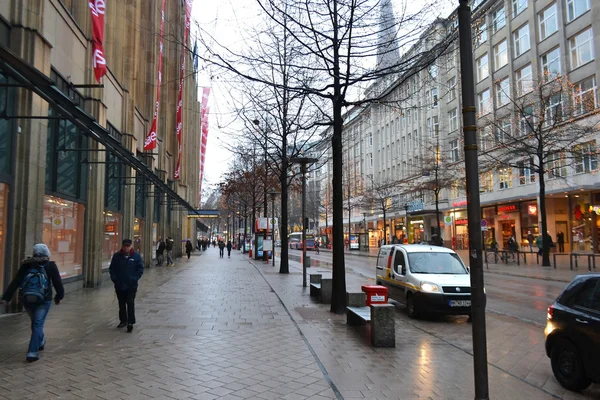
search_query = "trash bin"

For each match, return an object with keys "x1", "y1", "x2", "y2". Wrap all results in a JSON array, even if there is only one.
[{"x1": 361, "y1": 285, "x2": 388, "y2": 306}]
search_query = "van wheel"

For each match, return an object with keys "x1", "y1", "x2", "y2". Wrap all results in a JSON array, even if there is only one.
[
  {"x1": 551, "y1": 339, "x2": 591, "y2": 391},
  {"x1": 406, "y1": 294, "x2": 419, "y2": 319}
]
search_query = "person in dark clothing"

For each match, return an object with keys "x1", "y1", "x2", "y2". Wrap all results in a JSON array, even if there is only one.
[
  {"x1": 156, "y1": 238, "x2": 166, "y2": 266},
  {"x1": 507, "y1": 235, "x2": 518, "y2": 253},
  {"x1": 165, "y1": 237, "x2": 174, "y2": 266},
  {"x1": 557, "y1": 231, "x2": 565, "y2": 253},
  {"x1": 2, "y1": 243, "x2": 64, "y2": 362},
  {"x1": 109, "y1": 239, "x2": 144, "y2": 333},
  {"x1": 185, "y1": 240, "x2": 193, "y2": 259},
  {"x1": 197, "y1": 239, "x2": 202, "y2": 251},
  {"x1": 226, "y1": 240, "x2": 232, "y2": 258},
  {"x1": 218, "y1": 240, "x2": 225, "y2": 258}
]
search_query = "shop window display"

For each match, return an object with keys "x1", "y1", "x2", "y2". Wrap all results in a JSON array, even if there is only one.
[
  {"x1": 43, "y1": 195, "x2": 85, "y2": 278},
  {"x1": 134, "y1": 218, "x2": 144, "y2": 256},
  {"x1": 102, "y1": 212, "x2": 122, "y2": 269}
]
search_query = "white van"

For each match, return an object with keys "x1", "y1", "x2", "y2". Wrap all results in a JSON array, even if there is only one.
[{"x1": 376, "y1": 244, "x2": 472, "y2": 318}]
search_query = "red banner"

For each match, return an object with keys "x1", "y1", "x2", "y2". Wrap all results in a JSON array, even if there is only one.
[
  {"x1": 144, "y1": 0, "x2": 167, "y2": 151},
  {"x1": 89, "y1": 0, "x2": 107, "y2": 83},
  {"x1": 198, "y1": 87, "x2": 210, "y2": 207},
  {"x1": 174, "y1": 0, "x2": 193, "y2": 180}
]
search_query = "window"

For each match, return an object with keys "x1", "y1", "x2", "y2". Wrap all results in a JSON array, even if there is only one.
[
  {"x1": 105, "y1": 124, "x2": 124, "y2": 211},
  {"x1": 429, "y1": 64, "x2": 438, "y2": 78},
  {"x1": 407, "y1": 109, "x2": 412, "y2": 125},
  {"x1": 480, "y1": 171, "x2": 494, "y2": 193},
  {"x1": 541, "y1": 47, "x2": 561, "y2": 81},
  {"x1": 519, "y1": 105, "x2": 535, "y2": 136},
  {"x1": 368, "y1": 133, "x2": 373, "y2": 147},
  {"x1": 494, "y1": 40, "x2": 508, "y2": 70},
  {"x1": 153, "y1": 187, "x2": 162, "y2": 223},
  {"x1": 474, "y1": 20, "x2": 487, "y2": 47},
  {"x1": 449, "y1": 108, "x2": 458, "y2": 132},
  {"x1": 518, "y1": 159, "x2": 536, "y2": 184},
  {"x1": 432, "y1": 116, "x2": 439, "y2": 136},
  {"x1": 495, "y1": 77, "x2": 510, "y2": 107},
  {"x1": 573, "y1": 77, "x2": 598, "y2": 115},
  {"x1": 516, "y1": 64, "x2": 533, "y2": 96},
  {"x1": 0, "y1": 72, "x2": 15, "y2": 175},
  {"x1": 479, "y1": 126, "x2": 493, "y2": 152},
  {"x1": 539, "y1": 4, "x2": 558, "y2": 41},
  {"x1": 568, "y1": 278, "x2": 600, "y2": 312},
  {"x1": 478, "y1": 89, "x2": 491, "y2": 116},
  {"x1": 476, "y1": 53, "x2": 489, "y2": 81},
  {"x1": 544, "y1": 93, "x2": 563, "y2": 126},
  {"x1": 450, "y1": 139, "x2": 460, "y2": 162},
  {"x1": 513, "y1": 24, "x2": 530, "y2": 58},
  {"x1": 573, "y1": 141, "x2": 598, "y2": 174},
  {"x1": 492, "y1": 6, "x2": 506, "y2": 34},
  {"x1": 498, "y1": 168, "x2": 513, "y2": 189},
  {"x1": 447, "y1": 76, "x2": 457, "y2": 102},
  {"x1": 496, "y1": 119, "x2": 512, "y2": 143},
  {"x1": 369, "y1": 153, "x2": 373, "y2": 168},
  {"x1": 547, "y1": 152, "x2": 567, "y2": 178},
  {"x1": 570, "y1": 28, "x2": 594, "y2": 69},
  {"x1": 567, "y1": 0, "x2": 591, "y2": 22},
  {"x1": 431, "y1": 88, "x2": 439, "y2": 107},
  {"x1": 512, "y1": 0, "x2": 527, "y2": 17}
]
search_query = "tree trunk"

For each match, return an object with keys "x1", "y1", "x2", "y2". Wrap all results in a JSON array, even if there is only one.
[
  {"x1": 435, "y1": 189, "x2": 441, "y2": 246},
  {"x1": 279, "y1": 141, "x2": 289, "y2": 273},
  {"x1": 383, "y1": 207, "x2": 387, "y2": 246},
  {"x1": 538, "y1": 170, "x2": 551, "y2": 266}
]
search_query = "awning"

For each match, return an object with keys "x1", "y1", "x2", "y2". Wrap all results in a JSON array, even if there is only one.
[{"x1": 0, "y1": 44, "x2": 199, "y2": 214}]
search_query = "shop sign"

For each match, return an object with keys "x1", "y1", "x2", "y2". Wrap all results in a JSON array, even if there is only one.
[
  {"x1": 497, "y1": 204, "x2": 517, "y2": 213},
  {"x1": 409, "y1": 219, "x2": 424, "y2": 225},
  {"x1": 456, "y1": 218, "x2": 468, "y2": 225},
  {"x1": 444, "y1": 215, "x2": 453, "y2": 225},
  {"x1": 452, "y1": 200, "x2": 467, "y2": 207},
  {"x1": 407, "y1": 200, "x2": 424, "y2": 212},
  {"x1": 528, "y1": 204, "x2": 538, "y2": 215}
]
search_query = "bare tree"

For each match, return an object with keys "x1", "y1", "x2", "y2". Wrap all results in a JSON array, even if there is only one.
[{"x1": 479, "y1": 74, "x2": 600, "y2": 266}]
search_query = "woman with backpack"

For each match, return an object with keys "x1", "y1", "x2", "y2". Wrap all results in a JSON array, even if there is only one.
[{"x1": 1, "y1": 243, "x2": 64, "y2": 362}]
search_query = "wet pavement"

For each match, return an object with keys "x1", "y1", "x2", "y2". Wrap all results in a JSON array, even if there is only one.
[{"x1": 0, "y1": 248, "x2": 598, "y2": 399}]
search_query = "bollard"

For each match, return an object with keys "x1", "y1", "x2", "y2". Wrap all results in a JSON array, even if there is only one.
[
  {"x1": 570, "y1": 253, "x2": 573, "y2": 270},
  {"x1": 553, "y1": 254, "x2": 556, "y2": 269}
]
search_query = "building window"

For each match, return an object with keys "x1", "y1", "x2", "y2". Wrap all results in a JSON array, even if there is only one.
[
  {"x1": 570, "y1": 28, "x2": 594, "y2": 69},
  {"x1": 498, "y1": 168, "x2": 513, "y2": 190},
  {"x1": 573, "y1": 77, "x2": 598, "y2": 115},
  {"x1": 153, "y1": 187, "x2": 162, "y2": 223},
  {"x1": 449, "y1": 108, "x2": 458, "y2": 132},
  {"x1": 539, "y1": 3, "x2": 558, "y2": 41},
  {"x1": 447, "y1": 76, "x2": 457, "y2": 102},
  {"x1": 474, "y1": 20, "x2": 487, "y2": 47},
  {"x1": 512, "y1": 0, "x2": 527, "y2": 17},
  {"x1": 429, "y1": 64, "x2": 438, "y2": 78},
  {"x1": 573, "y1": 141, "x2": 598, "y2": 173},
  {"x1": 431, "y1": 88, "x2": 439, "y2": 107},
  {"x1": 103, "y1": 212, "x2": 122, "y2": 269},
  {"x1": 541, "y1": 47, "x2": 561, "y2": 81},
  {"x1": 105, "y1": 125, "x2": 124, "y2": 212},
  {"x1": 480, "y1": 171, "x2": 494, "y2": 193},
  {"x1": 432, "y1": 116, "x2": 439, "y2": 136},
  {"x1": 567, "y1": 0, "x2": 591, "y2": 22},
  {"x1": 0, "y1": 183, "x2": 8, "y2": 293},
  {"x1": 369, "y1": 153, "x2": 373, "y2": 168},
  {"x1": 368, "y1": 133, "x2": 373, "y2": 147},
  {"x1": 0, "y1": 72, "x2": 15, "y2": 176},
  {"x1": 496, "y1": 119, "x2": 512, "y2": 143},
  {"x1": 477, "y1": 89, "x2": 491, "y2": 117},
  {"x1": 519, "y1": 104, "x2": 535, "y2": 136},
  {"x1": 476, "y1": 53, "x2": 489, "y2": 82},
  {"x1": 544, "y1": 93, "x2": 563, "y2": 126},
  {"x1": 495, "y1": 77, "x2": 510, "y2": 107},
  {"x1": 518, "y1": 159, "x2": 536, "y2": 184},
  {"x1": 450, "y1": 139, "x2": 460, "y2": 162},
  {"x1": 492, "y1": 6, "x2": 506, "y2": 34},
  {"x1": 513, "y1": 24, "x2": 530, "y2": 58},
  {"x1": 547, "y1": 152, "x2": 567, "y2": 178},
  {"x1": 479, "y1": 126, "x2": 493, "y2": 152},
  {"x1": 516, "y1": 64, "x2": 533, "y2": 96},
  {"x1": 493, "y1": 40, "x2": 508, "y2": 71}
]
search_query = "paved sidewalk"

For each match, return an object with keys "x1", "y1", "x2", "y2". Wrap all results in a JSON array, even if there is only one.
[{"x1": 0, "y1": 249, "x2": 598, "y2": 399}]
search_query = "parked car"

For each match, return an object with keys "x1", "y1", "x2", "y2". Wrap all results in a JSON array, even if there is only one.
[
  {"x1": 375, "y1": 244, "x2": 471, "y2": 318},
  {"x1": 545, "y1": 274, "x2": 600, "y2": 391}
]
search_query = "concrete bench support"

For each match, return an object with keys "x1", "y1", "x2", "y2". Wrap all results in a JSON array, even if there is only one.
[
  {"x1": 371, "y1": 303, "x2": 395, "y2": 348},
  {"x1": 309, "y1": 274, "x2": 322, "y2": 297},
  {"x1": 319, "y1": 278, "x2": 333, "y2": 304}
]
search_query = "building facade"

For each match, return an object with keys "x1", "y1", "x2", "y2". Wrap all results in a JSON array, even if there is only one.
[
  {"x1": 315, "y1": 0, "x2": 600, "y2": 253},
  {"x1": 0, "y1": 0, "x2": 202, "y2": 308}
]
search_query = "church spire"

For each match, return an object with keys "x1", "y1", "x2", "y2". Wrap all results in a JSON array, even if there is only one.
[{"x1": 376, "y1": 0, "x2": 400, "y2": 71}]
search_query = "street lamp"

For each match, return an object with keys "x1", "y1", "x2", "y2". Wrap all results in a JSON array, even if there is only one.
[
  {"x1": 269, "y1": 191, "x2": 280, "y2": 266},
  {"x1": 290, "y1": 157, "x2": 318, "y2": 287},
  {"x1": 404, "y1": 203, "x2": 409, "y2": 244}
]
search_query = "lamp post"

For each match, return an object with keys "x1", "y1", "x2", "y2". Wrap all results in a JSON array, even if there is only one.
[
  {"x1": 404, "y1": 203, "x2": 409, "y2": 244},
  {"x1": 269, "y1": 191, "x2": 280, "y2": 266},
  {"x1": 290, "y1": 157, "x2": 318, "y2": 288}
]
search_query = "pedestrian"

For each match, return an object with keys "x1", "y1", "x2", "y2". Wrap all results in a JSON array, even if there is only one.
[
  {"x1": 226, "y1": 240, "x2": 232, "y2": 258},
  {"x1": 507, "y1": 234, "x2": 518, "y2": 253},
  {"x1": 165, "y1": 237, "x2": 174, "y2": 266},
  {"x1": 527, "y1": 231, "x2": 534, "y2": 253},
  {"x1": 557, "y1": 231, "x2": 565, "y2": 253},
  {"x1": 315, "y1": 241, "x2": 320, "y2": 254},
  {"x1": 156, "y1": 238, "x2": 165, "y2": 266},
  {"x1": 186, "y1": 239, "x2": 193, "y2": 259},
  {"x1": 536, "y1": 234, "x2": 543, "y2": 256},
  {"x1": 197, "y1": 238, "x2": 201, "y2": 251},
  {"x1": 109, "y1": 239, "x2": 144, "y2": 333},
  {"x1": 218, "y1": 240, "x2": 225, "y2": 258},
  {"x1": 1, "y1": 244, "x2": 64, "y2": 362}
]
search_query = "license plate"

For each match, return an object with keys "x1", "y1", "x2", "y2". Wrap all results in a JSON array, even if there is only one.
[{"x1": 449, "y1": 300, "x2": 471, "y2": 307}]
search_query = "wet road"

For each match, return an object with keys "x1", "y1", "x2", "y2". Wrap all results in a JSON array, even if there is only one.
[{"x1": 287, "y1": 248, "x2": 565, "y2": 326}]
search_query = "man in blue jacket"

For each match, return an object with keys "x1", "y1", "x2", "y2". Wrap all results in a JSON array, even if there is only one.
[{"x1": 109, "y1": 239, "x2": 144, "y2": 332}]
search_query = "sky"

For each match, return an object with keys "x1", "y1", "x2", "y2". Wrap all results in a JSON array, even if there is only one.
[{"x1": 191, "y1": 0, "x2": 456, "y2": 195}]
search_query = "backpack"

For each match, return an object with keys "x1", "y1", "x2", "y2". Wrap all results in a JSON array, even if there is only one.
[{"x1": 21, "y1": 262, "x2": 50, "y2": 305}]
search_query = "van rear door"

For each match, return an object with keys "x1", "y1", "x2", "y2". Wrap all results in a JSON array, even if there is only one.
[{"x1": 376, "y1": 247, "x2": 391, "y2": 283}]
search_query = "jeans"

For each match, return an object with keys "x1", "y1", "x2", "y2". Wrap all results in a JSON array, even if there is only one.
[
  {"x1": 116, "y1": 289, "x2": 137, "y2": 325},
  {"x1": 156, "y1": 251, "x2": 164, "y2": 266},
  {"x1": 227, "y1": 249, "x2": 231, "y2": 257},
  {"x1": 24, "y1": 301, "x2": 51, "y2": 360},
  {"x1": 166, "y1": 250, "x2": 173, "y2": 265},
  {"x1": 219, "y1": 248, "x2": 224, "y2": 258}
]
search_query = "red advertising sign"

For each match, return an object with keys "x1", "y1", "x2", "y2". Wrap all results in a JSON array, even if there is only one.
[
  {"x1": 174, "y1": 0, "x2": 193, "y2": 180},
  {"x1": 528, "y1": 204, "x2": 538, "y2": 215},
  {"x1": 144, "y1": 0, "x2": 167, "y2": 151},
  {"x1": 452, "y1": 200, "x2": 467, "y2": 207},
  {"x1": 456, "y1": 218, "x2": 468, "y2": 225},
  {"x1": 89, "y1": 0, "x2": 107, "y2": 83},
  {"x1": 198, "y1": 87, "x2": 210, "y2": 207},
  {"x1": 497, "y1": 204, "x2": 517, "y2": 212}
]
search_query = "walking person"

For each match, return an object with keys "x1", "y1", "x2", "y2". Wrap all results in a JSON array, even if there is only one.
[
  {"x1": 218, "y1": 240, "x2": 225, "y2": 258},
  {"x1": 1, "y1": 244, "x2": 64, "y2": 362},
  {"x1": 226, "y1": 240, "x2": 232, "y2": 258},
  {"x1": 109, "y1": 239, "x2": 144, "y2": 333},
  {"x1": 165, "y1": 237, "x2": 174, "y2": 266},
  {"x1": 156, "y1": 238, "x2": 165, "y2": 266},
  {"x1": 557, "y1": 231, "x2": 565, "y2": 253},
  {"x1": 526, "y1": 231, "x2": 534, "y2": 253},
  {"x1": 185, "y1": 239, "x2": 193, "y2": 259}
]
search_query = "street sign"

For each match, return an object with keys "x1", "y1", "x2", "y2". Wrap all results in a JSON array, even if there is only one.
[
  {"x1": 481, "y1": 219, "x2": 488, "y2": 227},
  {"x1": 444, "y1": 216, "x2": 453, "y2": 225}
]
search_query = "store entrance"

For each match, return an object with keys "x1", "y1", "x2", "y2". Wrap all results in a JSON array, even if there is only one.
[{"x1": 501, "y1": 220, "x2": 515, "y2": 249}]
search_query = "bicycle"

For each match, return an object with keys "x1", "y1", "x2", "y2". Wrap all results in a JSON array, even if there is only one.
[{"x1": 485, "y1": 248, "x2": 516, "y2": 264}]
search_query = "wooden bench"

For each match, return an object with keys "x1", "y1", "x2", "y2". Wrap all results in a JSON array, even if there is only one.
[
  {"x1": 346, "y1": 292, "x2": 395, "y2": 347},
  {"x1": 309, "y1": 274, "x2": 332, "y2": 304}
]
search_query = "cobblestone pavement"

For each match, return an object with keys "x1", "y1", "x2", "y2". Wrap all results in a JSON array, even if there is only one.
[{"x1": 0, "y1": 248, "x2": 598, "y2": 399}]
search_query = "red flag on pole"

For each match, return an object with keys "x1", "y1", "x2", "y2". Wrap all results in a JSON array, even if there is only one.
[
  {"x1": 198, "y1": 87, "x2": 210, "y2": 207},
  {"x1": 144, "y1": 0, "x2": 167, "y2": 151},
  {"x1": 89, "y1": 0, "x2": 107, "y2": 83}
]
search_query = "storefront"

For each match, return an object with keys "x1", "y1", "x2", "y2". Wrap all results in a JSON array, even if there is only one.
[
  {"x1": 481, "y1": 206, "x2": 496, "y2": 250},
  {"x1": 496, "y1": 203, "x2": 520, "y2": 249},
  {"x1": 520, "y1": 201, "x2": 539, "y2": 249},
  {"x1": 408, "y1": 217, "x2": 425, "y2": 244},
  {"x1": 134, "y1": 217, "x2": 144, "y2": 255},
  {"x1": 570, "y1": 193, "x2": 600, "y2": 252}
]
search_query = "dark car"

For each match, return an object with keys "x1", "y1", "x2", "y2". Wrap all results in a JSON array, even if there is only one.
[{"x1": 545, "y1": 274, "x2": 600, "y2": 391}]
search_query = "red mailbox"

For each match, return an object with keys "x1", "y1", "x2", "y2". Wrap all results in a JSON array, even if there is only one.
[{"x1": 361, "y1": 285, "x2": 388, "y2": 306}]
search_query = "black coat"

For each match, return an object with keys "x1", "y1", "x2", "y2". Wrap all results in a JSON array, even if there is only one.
[
  {"x1": 186, "y1": 242, "x2": 193, "y2": 253},
  {"x1": 2, "y1": 258, "x2": 64, "y2": 302},
  {"x1": 109, "y1": 250, "x2": 144, "y2": 291}
]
